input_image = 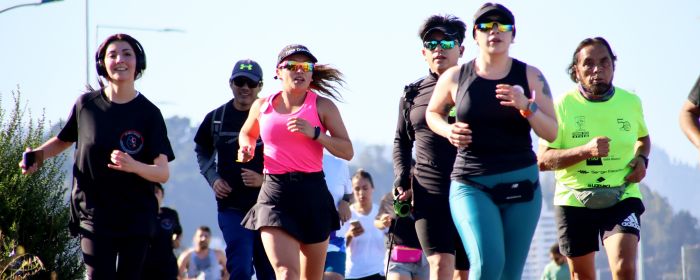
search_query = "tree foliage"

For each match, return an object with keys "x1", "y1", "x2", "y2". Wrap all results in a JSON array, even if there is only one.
[
  {"x1": 0, "y1": 88, "x2": 83, "y2": 279},
  {"x1": 639, "y1": 183, "x2": 700, "y2": 279}
]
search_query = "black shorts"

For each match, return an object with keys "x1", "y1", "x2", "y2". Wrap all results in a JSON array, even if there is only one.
[
  {"x1": 555, "y1": 197, "x2": 645, "y2": 257},
  {"x1": 412, "y1": 183, "x2": 470, "y2": 270},
  {"x1": 242, "y1": 171, "x2": 340, "y2": 244}
]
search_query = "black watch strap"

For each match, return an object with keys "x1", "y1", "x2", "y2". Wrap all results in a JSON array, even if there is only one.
[{"x1": 638, "y1": 154, "x2": 649, "y2": 168}]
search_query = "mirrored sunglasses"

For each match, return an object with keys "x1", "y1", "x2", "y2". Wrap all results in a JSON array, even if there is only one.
[
  {"x1": 277, "y1": 61, "x2": 314, "y2": 72},
  {"x1": 475, "y1": 22, "x2": 514, "y2": 32},
  {"x1": 423, "y1": 40, "x2": 457, "y2": 51}
]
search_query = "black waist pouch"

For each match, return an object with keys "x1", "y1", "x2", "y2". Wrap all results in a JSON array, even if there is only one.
[{"x1": 462, "y1": 179, "x2": 538, "y2": 204}]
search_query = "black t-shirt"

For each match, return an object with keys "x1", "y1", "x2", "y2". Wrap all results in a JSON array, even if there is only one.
[
  {"x1": 58, "y1": 90, "x2": 175, "y2": 237},
  {"x1": 142, "y1": 207, "x2": 181, "y2": 279},
  {"x1": 194, "y1": 100, "x2": 264, "y2": 211},
  {"x1": 452, "y1": 59, "x2": 536, "y2": 179},
  {"x1": 393, "y1": 72, "x2": 457, "y2": 195},
  {"x1": 377, "y1": 192, "x2": 421, "y2": 249}
]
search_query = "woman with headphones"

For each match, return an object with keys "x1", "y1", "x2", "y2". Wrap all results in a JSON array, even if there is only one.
[{"x1": 19, "y1": 33, "x2": 175, "y2": 279}]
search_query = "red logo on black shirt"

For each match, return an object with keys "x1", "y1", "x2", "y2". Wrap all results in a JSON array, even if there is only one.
[{"x1": 120, "y1": 130, "x2": 144, "y2": 154}]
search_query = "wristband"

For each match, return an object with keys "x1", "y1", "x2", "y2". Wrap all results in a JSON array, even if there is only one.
[
  {"x1": 312, "y1": 126, "x2": 321, "y2": 140},
  {"x1": 637, "y1": 154, "x2": 649, "y2": 169},
  {"x1": 341, "y1": 193, "x2": 352, "y2": 203}
]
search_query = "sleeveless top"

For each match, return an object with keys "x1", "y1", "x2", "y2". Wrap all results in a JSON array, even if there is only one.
[
  {"x1": 187, "y1": 250, "x2": 222, "y2": 280},
  {"x1": 452, "y1": 58, "x2": 536, "y2": 180},
  {"x1": 259, "y1": 90, "x2": 325, "y2": 174}
]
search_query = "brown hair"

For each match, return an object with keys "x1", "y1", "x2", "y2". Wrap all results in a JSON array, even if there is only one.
[
  {"x1": 352, "y1": 169, "x2": 374, "y2": 188},
  {"x1": 310, "y1": 64, "x2": 345, "y2": 102},
  {"x1": 197, "y1": 226, "x2": 211, "y2": 234}
]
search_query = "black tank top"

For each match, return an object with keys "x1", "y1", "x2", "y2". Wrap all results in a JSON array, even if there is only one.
[{"x1": 451, "y1": 58, "x2": 536, "y2": 180}]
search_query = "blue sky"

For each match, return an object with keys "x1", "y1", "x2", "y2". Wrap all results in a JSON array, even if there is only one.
[{"x1": 2, "y1": 0, "x2": 700, "y2": 167}]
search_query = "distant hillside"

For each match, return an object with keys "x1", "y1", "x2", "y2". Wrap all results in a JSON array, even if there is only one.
[{"x1": 645, "y1": 146, "x2": 700, "y2": 217}]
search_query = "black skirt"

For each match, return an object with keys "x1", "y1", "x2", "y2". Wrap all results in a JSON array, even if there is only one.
[{"x1": 242, "y1": 171, "x2": 340, "y2": 244}]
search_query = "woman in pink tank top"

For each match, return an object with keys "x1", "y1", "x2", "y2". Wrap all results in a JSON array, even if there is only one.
[{"x1": 238, "y1": 44, "x2": 353, "y2": 280}]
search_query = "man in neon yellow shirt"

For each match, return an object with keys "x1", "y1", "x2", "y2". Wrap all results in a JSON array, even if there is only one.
[{"x1": 538, "y1": 37, "x2": 650, "y2": 280}]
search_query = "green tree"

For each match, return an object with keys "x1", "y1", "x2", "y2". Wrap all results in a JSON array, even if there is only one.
[{"x1": 0, "y1": 89, "x2": 83, "y2": 279}]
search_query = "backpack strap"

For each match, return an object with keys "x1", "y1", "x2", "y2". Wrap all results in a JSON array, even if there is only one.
[
  {"x1": 201, "y1": 102, "x2": 228, "y2": 175},
  {"x1": 455, "y1": 60, "x2": 477, "y2": 122},
  {"x1": 402, "y1": 77, "x2": 425, "y2": 141},
  {"x1": 210, "y1": 102, "x2": 228, "y2": 148}
]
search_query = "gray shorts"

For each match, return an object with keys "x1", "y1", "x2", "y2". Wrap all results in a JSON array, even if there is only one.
[{"x1": 387, "y1": 251, "x2": 429, "y2": 279}]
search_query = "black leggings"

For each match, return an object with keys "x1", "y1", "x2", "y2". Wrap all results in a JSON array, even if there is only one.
[{"x1": 80, "y1": 231, "x2": 150, "y2": 280}]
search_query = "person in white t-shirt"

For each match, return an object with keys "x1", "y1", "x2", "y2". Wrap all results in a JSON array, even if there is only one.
[
  {"x1": 342, "y1": 169, "x2": 386, "y2": 280},
  {"x1": 323, "y1": 153, "x2": 353, "y2": 280}
]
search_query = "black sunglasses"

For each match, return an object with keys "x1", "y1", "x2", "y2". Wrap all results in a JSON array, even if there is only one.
[{"x1": 232, "y1": 77, "x2": 260, "y2": 88}]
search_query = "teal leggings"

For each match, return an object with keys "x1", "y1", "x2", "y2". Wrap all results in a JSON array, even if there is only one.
[{"x1": 449, "y1": 164, "x2": 542, "y2": 280}]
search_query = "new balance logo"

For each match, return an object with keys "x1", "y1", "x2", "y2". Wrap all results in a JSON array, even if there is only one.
[{"x1": 621, "y1": 213, "x2": 640, "y2": 230}]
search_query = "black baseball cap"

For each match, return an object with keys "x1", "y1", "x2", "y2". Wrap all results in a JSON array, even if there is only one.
[
  {"x1": 422, "y1": 26, "x2": 460, "y2": 42},
  {"x1": 276, "y1": 44, "x2": 318, "y2": 65},
  {"x1": 230, "y1": 59, "x2": 263, "y2": 83},
  {"x1": 473, "y1": 3, "x2": 515, "y2": 25}
]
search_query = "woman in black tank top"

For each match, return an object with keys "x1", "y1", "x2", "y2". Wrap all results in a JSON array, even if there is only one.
[{"x1": 424, "y1": 3, "x2": 557, "y2": 279}]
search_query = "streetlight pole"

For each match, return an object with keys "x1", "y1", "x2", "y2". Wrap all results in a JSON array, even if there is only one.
[
  {"x1": 0, "y1": 0, "x2": 62, "y2": 14},
  {"x1": 682, "y1": 245, "x2": 687, "y2": 280},
  {"x1": 87, "y1": 24, "x2": 184, "y2": 86}
]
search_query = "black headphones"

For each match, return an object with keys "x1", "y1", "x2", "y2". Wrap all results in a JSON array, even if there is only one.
[{"x1": 95, "y1": 33, "x2": 147, "y2": 79}]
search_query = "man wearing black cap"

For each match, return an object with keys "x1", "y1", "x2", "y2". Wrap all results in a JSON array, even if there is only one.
[
  {"x1": 392, "y1": 14, "x2": 470, "y2": 280},
  {"x1": 194, "y1": 59, "x2": 274, "y2": 280}
]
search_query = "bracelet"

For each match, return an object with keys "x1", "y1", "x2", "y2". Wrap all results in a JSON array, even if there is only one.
[{"x1": 312, "y1": 126, "x2": 321, "y2": 140}]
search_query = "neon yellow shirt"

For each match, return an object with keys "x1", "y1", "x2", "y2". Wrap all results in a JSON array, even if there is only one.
[{"x1": 542, "y1": 87, "x2": 648, "y2": 207}]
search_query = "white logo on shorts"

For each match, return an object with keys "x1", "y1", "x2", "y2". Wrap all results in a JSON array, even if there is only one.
[{"x1": 620, "y1": 213, "x2": 640, "y2": 230}]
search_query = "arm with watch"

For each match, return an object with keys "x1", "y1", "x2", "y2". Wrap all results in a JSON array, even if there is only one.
[
  {"x1": 522, "y1": 67, "x2": 558, "y2": 142},
  {"x1": 337, "y1": 193, "x2": 352, "y2": 223},
  {"x1": 495, "y1": 81, "x2": 557, "y2": 142},
  {"x1": 625, "y1": 135, "x2": 651, "y2": 183}
]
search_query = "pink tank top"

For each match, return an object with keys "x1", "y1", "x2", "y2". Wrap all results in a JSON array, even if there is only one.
[{"x1": 259, "y1": 91, "x2": 326, "y2": 174}]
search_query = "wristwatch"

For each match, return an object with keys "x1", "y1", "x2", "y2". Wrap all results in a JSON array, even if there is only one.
[
  {"x1": 638, "y1": 154, "x2": 649, "y2": 169},
  {"x1": 520, "y1": 101, "x2": 539, "y2": 118}
]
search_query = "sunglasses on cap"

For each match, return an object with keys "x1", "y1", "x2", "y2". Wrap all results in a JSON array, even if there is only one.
[
  {"x1": 232, "y1": 77, "x2": 260, "y2": 88},
  {"x1": 475, "y1": 22, "x2": 514, "y2": 32},
  {"x1": 423, "y1": 39, "x2": 457, "y2": 51},
  {"x1": 277, "y1": 61, "x2": 315, "y2": 72}
]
